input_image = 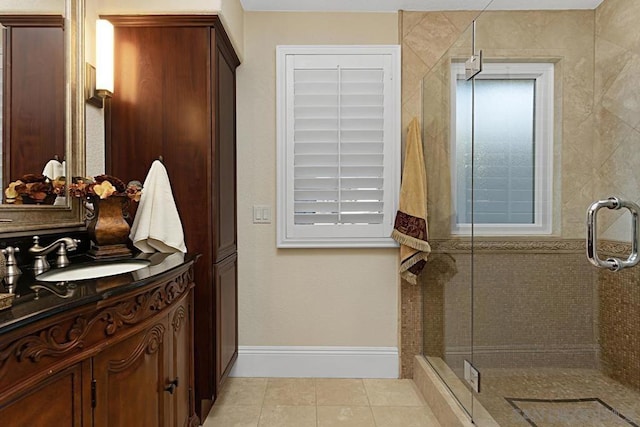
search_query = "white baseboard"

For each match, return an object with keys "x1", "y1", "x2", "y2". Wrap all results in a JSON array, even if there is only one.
[{"x1": 229, "y1": 346, "x2": 399, "y2": 378}]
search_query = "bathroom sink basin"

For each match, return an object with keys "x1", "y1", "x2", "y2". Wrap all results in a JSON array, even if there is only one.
[{"x1": 35, "y1": 259, "x2": 151, "y2": 282}]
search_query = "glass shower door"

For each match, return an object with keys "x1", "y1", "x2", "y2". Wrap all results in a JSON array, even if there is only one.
[
  {"x1": 469, "y1": 2, "x2": 640, "y2": 426},
  {"x1": 419, "y1": 12, "x2": 485, "y2": 418}
]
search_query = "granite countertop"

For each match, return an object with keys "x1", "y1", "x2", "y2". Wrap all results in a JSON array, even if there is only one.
[{"x1": 0, "y1": 252, "x2": 198, "y2": 336}]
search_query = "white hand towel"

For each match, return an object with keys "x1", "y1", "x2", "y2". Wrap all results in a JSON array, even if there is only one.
[
  {"x1": 42, "y1": 159, "x2": 64, "y2": 179},
  {"x1": 129, "y1": 160, "x2": 187, "y2": 253}
]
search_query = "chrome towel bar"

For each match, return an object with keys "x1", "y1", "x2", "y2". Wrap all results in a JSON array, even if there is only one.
[{"x1": 587, "y1": 197, "x2": 640, "y2": 271}]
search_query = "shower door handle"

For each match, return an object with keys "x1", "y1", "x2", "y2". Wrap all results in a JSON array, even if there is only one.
[{"x1": 586, "y1": 197, "x2": 640, "y2": 271}]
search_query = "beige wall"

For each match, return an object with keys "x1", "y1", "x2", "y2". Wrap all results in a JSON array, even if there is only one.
[
  {"x1": 220, "y1": 0, "x2": 244, "y2": 59},
  {"x1": 84, "y1": 4, "x2": 401, "y2": 351},
  {"x1": 1, "y1": 0, "x2": 63, "y2": 13},
  {"x1": 100, "y1": 0, "x2": 220, "y2": 11},
  {"x1": 237, "y1": 12, "x2": 400, "y2": 348},
  {"x1": 85, "y1": 0, "x2": 105, "y2": 177}
]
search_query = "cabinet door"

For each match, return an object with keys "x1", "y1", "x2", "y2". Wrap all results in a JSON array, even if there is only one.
[
  {"x1": 214, "y1": 254, "x2": 238, "y2": 389},
  {"x1": 168, "y1": 293, "x2": 195, "y2": 426},
  {"x1": 212, "y1": 30, "x2": 238, "y2": 262},
  {"x1": 92, "y1": 322, "x2": 169, "y2": 427},
  {"x1": 0, "y1": 363, "x2": 84, "y2": 427}
]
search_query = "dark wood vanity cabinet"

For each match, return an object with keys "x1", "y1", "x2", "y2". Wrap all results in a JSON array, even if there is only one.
[
  {"x1": 92, "y1": 295, "x2": 192, "y2": 427},
  {"x1": 103, "y1": 15, "x2": 240, "y2": 419},
  {"x1": 0, "y1": 364, "x2": 84, "y2": 426},
  {"x1": 92, "y1": 320, "x2": 169, "y2": 427},
  {"x1": 0, "y1": 262, "x2": 198, "y2": 427}
]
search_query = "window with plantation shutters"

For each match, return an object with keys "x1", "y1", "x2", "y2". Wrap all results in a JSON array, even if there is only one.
[{"x1": 277, "y1": 46, "x2": 400, "y2": 248}]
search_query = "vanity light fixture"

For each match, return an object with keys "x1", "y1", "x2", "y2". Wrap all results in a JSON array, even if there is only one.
[
  {"x1": 96, "y1": 19, "x2": 114, "y2": 97},
  {"x1": 86, "y1": 19, "x2": 114, "y2": 108}
]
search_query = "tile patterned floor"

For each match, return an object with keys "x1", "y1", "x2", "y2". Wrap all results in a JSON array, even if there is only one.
[{"x1": 202, "y1": 378, "x2": 442, "y2": 427}]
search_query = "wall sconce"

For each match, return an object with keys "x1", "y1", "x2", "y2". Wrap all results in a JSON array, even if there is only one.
[{"x1": 86, "y1": 19, "x2": 114, "y2": 108}]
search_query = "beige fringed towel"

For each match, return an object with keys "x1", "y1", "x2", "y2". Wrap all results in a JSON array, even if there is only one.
[{"x1": 392, "y1": 117, "x2": 431, "y2": 284}]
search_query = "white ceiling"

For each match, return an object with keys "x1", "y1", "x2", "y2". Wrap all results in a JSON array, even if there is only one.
[{"x1": 240, "y1": 0, "x2": 604, "y2": 12}]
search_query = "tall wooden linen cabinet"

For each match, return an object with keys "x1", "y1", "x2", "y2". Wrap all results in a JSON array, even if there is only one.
[{"x1": 103, "y1": 15, "x2": 240, "y2": 419}]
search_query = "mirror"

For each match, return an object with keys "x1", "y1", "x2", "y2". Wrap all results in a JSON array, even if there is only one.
[{"x1": 0, "y1": 0, "x2": 84, "y2": 232}]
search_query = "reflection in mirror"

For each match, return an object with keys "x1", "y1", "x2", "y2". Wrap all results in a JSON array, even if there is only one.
[
  {"x1": 0, "y1": 25, "x2": 3, "y2": 187},
  {"x1": 0, "y1": 16, "x2": 65, "y2": 201},
  {"x1": 0, "y1": 0, "x2": 84, "y2": 232}
]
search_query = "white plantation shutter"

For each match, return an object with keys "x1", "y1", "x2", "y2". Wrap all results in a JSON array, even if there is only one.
[{"x1": 277, "y1": 46, "x2": 400, "y2": 248}]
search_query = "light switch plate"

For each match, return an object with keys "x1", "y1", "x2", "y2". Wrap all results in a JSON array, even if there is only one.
[{"x1": 253, "y1": 205, "x2": 271, "y2": 224}]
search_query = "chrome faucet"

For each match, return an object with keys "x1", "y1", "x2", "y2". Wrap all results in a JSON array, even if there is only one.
[
  {"x1": 30, "y1": 282, "x2": 76, "y2": 299},
  {"x1": 29, "y1": 236, "x2": 81, "y2": 275},
  {"x1": 1, "y1": 246, "x2": 22, "y2": 277}
]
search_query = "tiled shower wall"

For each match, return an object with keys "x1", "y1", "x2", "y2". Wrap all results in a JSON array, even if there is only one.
[
  {"x1": 424, "y1": 241, "x2": 598, "y2": 372},
  {"x1": 399, "y1": 7, "x2": 597, "y2": 378},
  {"x1": 599, "y1": 263, "x2": 640, "y2": 390},
  {"x1": 592, "y1": 0, "x2": 640, "y2": 391},
  {"x1": 594, "y1": 0, "x2": 640, "y2": 240},
  {"x1": 399, "y1": 2, "x2": 640, "y2": 390}
]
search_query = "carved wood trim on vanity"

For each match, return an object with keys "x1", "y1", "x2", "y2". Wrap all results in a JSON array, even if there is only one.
[
  {"x1": 0, "y1": 266, "x2": 194, "y2": 397},
  {"x1": 108, "y1": 324, "x2": 166, "y2": 373},
  {"x1": 172, "y1": 305, "x2": 187, "y2": 333}
]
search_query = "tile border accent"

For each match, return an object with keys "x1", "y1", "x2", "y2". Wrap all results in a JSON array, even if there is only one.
[
  {"x1": 599, "y1": 240, "x2": 632, "y2": 257},
  {"x1": 429, "y1": 238, "x2": 632, "y2": 255},
  {"x1": 445, "y1": 344, "x2": 599, "y2": 369},
  {"x1": 430, "y1": 238, "x2": 585, "y2": 253},
  {"x1": 229, "y1": 346, "x2": 399, "y2": 378}
]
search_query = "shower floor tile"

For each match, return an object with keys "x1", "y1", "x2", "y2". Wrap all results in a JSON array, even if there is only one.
[
  {"x1": 475, "y1": 368, "x2": 640, "y2": 427},
  {"x1": 506, "y1": 397, "x2": 638, "y2": 427}
]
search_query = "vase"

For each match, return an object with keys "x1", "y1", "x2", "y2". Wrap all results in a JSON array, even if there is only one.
[{"x1": 86, "y1": 195, "x2": 131, "y2": 249}]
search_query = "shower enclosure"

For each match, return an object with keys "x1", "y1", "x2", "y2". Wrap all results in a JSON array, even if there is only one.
[{"x1": 416, "y1": 0, "x2": 640, "y2": 425}]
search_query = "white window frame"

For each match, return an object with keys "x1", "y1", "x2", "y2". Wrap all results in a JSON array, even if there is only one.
[
  {"x1": 276, "y1": 45, "x2": 401, "y2": 248},
  {"x1": 450, "y1": 61, "x2": 554, "y2": 236}
]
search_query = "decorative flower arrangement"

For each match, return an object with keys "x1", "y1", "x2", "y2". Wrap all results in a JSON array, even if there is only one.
[
  {"x1": 4, "y1": 174, "x2": 66, "y2": 204},
  {"x1": 68, "y1": 174, "x2": 143, "y2": 202}
]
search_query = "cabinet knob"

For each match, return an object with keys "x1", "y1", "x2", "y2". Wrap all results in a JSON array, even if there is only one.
[{"x1": 164, "y1": 377, "x2": 179, "y2": 394}]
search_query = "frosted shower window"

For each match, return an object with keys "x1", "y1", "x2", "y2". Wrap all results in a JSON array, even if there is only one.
[{"x1": 451, "y1": 62, "x2": 554, "y2": 235}]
